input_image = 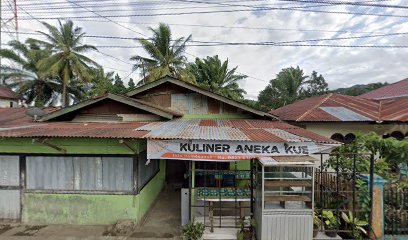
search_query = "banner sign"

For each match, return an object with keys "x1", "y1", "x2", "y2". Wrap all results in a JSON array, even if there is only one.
[{"x1": 147, "y1": 139, "x2": 336, "y2": 161}]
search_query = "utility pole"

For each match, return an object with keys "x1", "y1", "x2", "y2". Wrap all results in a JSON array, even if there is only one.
[{"x1": 0, "y1": 0, "x2": 19, "y2": 85}]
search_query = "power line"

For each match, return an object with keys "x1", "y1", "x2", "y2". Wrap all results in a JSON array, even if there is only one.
[
  {"x1": 3, "y1": 30, "x2": 408, "y2": 47},
  {"x1": 63, "y1": 0, "x2": 147, "y2": 37},
  {"x1": 280, "y1": 0, "x2": 408, "y2": 10},
  {"x1": 10, "y1": 5, "x2": 408, "y2": 19}
]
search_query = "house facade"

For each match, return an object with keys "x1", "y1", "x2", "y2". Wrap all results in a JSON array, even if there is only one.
[
  {"x1": 0, "y1": 85, "x2": 20, "y2": 108},
  {"x1": 0, "y1": 76, "x2": 337, "y2": 235}
]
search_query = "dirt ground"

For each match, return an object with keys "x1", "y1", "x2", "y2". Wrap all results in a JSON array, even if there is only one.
[{"x1": 0, "y1": 185, "x2": 182, "y2": 240}]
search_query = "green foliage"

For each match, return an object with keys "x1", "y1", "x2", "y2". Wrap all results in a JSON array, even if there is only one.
[
  {"x1": 187, "y1": 55, "x2": 247, "y2": 100},
  {"x1": 313, "y1": 209, "x2": 321, "y2": 227},
  {"x1": 341, "y1": 211, "x2": 368, "y2": 239},
  {"x1": 0, "y1": 39, "x2": 78, "y2": 106},
  {"x1": 333, "y1": 82, "x2": 388, "y2": 96},
  {"x1": 356, "y1": 179, "x2": 370, "y2": 221},
  {"x1": 87, "y1": 70, "x2": 134, "y2": 96},
  {"x1": 257, "y1": 66, "x2": 328, "y2": 110},
  {"x1": 325, "y1": 133, "x2": 408, "y2": 179},
  {"x1": 32, "y1": 20, "x2": 99, "y2": 106},
  {"x1": 112, "y1": 74, "x2": 127, "y2": 94},
  {"x1": 181, "y1": 220, "x2": 205, "y2": 240},
  {"x1": 322, "y1": 210, "x2": 337, "y2": 228},
  {"x1": 131, "y1": 23, "x2": 193, "y2": 84},
  {"x1": 128, "y1": 78, "x2": 136, "y2": 91}
]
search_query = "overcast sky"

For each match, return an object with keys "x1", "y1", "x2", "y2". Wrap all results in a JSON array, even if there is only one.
[{"x1": 2, "y1": 0, "x2": 408, "y2": 99}]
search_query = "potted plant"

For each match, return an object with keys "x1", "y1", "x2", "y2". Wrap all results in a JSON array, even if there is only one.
[
  {"x1": 322, "y1": 210, "x2": 337, "y2": 237},
  {"x1": 313, "y1": 210, "x2": 321, "y2": 238},
  {"x1": 181, "y1": 220, "x2": 205, "y2": 240},
  {"x1": 341, "y1": 211, "x2": 368, "y2": 239},
  {"x1": 237, "y1": 217, "x2": 255, "y2": 240}
]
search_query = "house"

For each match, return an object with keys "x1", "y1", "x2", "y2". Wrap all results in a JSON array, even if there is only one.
[
  {"x1": 272, "y1": 78, "x2": 408, "y2": 143},
  {"x1": 0, "y1": 76, "x2": 337, "y2": 239},
  {"x1": 0, "y1": 85, "x2": 20, "y2": 108}
]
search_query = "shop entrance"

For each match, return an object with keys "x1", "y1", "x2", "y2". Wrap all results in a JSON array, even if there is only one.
[{"x1": 190, "y1": 160, "x2": 253, "y2": 232}]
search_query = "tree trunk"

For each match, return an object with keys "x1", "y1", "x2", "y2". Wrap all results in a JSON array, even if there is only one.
[{"x1": 62, "y1": 84, "x2": 70, "y2": 107}]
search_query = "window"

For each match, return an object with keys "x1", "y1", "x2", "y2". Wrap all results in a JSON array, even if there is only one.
[
  {"x1": 26, "y1": 156, "x2": 134, "y2": 192},
  {"x1": 344, "y1": 133, "x2": 356, "y2": 144},
  {"x1": 390, "y1": 131, "x2": 404, "y2": 141},
  {"x1": 330, "y1": 133, "x2": 344, "y2": 143},
  {"x1": 137, "y1": 151, "x2": 160, "y2": 189}
]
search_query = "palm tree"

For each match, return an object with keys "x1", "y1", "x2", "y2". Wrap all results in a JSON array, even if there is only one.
[
  {"x1": 187, "y1": 55, "x2": 247, "y2": 100},
  {"x1": 278, "y1": 66, "x2": 308, "y2": 102},
  {"x1": 258, "y1": 66, "x2": 312, "y2": 109},
  {"x1": 32, "y1": 20, "x2": 99, "y2": 107},
  {"x1": 130, "y1": 23, "x2": 192, "y2": 84},
  {"x1": 0, "y1": 40, "x2": 61, "y2": 106}
]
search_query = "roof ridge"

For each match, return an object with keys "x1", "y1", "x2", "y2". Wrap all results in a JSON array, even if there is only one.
[{"x1": 297, "y1": 93, "x2": 333, "y2": 121}]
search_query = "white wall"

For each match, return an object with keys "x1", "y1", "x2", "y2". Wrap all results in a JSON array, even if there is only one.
[
  {"x1": 303, "y1": 122, "x2": 408, "y2": 139},
  {"x1": 0, "y1": 99, "x2": 18, "y2": 108}
]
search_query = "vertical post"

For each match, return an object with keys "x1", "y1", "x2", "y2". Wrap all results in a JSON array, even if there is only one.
[
  {"x1": 19, "y1": 155, "x2": 26, "y2": 222},
  {"x1": 359, "y1": 174, "x2": 387, "y2": 240},
  {"x1": 250, "y1": 159, "x2": 254, "y2": 217},
  {"x1": 188, "y1": 161, "x2": 192, "y2": 222}
]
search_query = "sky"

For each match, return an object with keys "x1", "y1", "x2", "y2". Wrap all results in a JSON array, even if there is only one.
[{"x1": 1, "y1": 0, "x2": 408, "y2": 100}]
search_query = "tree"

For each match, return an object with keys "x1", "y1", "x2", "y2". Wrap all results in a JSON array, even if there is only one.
[
  {"x1": 333, "y1": 82, "x2": 388, "y2": 96},
  {"x1": 130, "y1": 23, "x2": 192, "y2": 84},
  {"x1": 112, "y1": 74, "x2": 127, "y2": 94},
  {"x1": 258, "y1": 66, "x2": 329, "y2": 110},
  {"x1": 0, "y1": 40, "x2": 61, "y2": 106},
  {"x1": 302, "y1": 71, "x2": 329, "y2": 97},
  {"x1": 32, "y1": 20, "x2": 99, "y2": 107},
  {"x1": 87, "y1": 68, "x2": 115, "y2": 97},
  {"x1": 128, "y1": 78, "x2": 136, "y2": 91},
  {"x1": 187, "y1": 55, "x2": 246, "y2": 100}
]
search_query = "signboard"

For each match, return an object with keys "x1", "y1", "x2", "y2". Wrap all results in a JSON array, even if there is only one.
[{"x1": 147, "y1": 139, "x2": 336, "y2": 161}]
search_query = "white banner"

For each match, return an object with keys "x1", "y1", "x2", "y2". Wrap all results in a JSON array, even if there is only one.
[{"x1": 147, "y1": 139, "x2": 336, "y2": 161}]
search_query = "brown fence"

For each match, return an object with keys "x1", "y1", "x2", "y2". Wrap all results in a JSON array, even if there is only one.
[
  {"x1": 314, "y1": 171, "x2": 356, "y2": 210},
  {"x1": 384, "y1": 186, "x2": 408, "y2": 235}
]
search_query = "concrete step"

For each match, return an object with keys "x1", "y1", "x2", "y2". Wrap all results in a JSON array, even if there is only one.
[{"x1": 203, "y1": 227, "x2": 237, "y2": 240}]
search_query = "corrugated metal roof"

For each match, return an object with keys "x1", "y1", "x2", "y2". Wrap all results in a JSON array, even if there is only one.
[
  {"x1": 0, "y1": 122, "x2": 149, "y2": 139},
  {"x1": 136, "y1": 119, "x2": 338, "y2": 144},
  {"x1": 0, "y1": 86, "x2": 20, "y2": 100},
  {"x1": 359, "y1": 78, "x2": 408, "y2": 100},
  {"x1": 320, "y1": 107, "x2": 372, "y2": 121},
  {"x1": 271, "y1": 93, "x2": 408, "y2": 122}
]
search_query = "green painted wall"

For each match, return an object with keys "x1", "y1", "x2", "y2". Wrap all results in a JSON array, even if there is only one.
[
  {"x1": 22, "y1": 160, "x2": 166, "y2": 225},
  {"x1": 0, "y1": 138, "x2": 144, "y2": 155}
]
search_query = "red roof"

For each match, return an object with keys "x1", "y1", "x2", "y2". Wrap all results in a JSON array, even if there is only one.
[
  {"x1": 0, "y1": 108, "x2": 149, "y2": 139},
  {"x1": 272, "y1": 93, "x2": 408, "y2": 122},
  {"x1": 359, "y1": 78, "x2": 408, "y2": 99},
  {"x1": 0, "y1": 86, "x2": 20, "y2": 100},
  {"x1": 0, "y1": 122, "x2": 149, "y2": 139}
]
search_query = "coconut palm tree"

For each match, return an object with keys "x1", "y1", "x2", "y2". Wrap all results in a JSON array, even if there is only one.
[
  {"x1": 258, "y1": 66, "x2": 309, "y2": 109},
  {"x1": 187, "y1": 55, "x2": 247, "y2": 100},
  {"x1": 130, "y1": 23, "x2": 192, "y2": 85},
  {"x1": 32, "y1": 20, "x2": 99, "y2": 107},
  {"x1": 0, "y1": 40, "x2": 62, "y2": 106}
]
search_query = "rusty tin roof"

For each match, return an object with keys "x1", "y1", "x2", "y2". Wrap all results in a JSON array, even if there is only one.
[
  {"x1": 271, "y1": 93, "x2": 408, "y2": 123},
  {"x1": 136, "y1": 119, "x2": 338, "y2": 144}
]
